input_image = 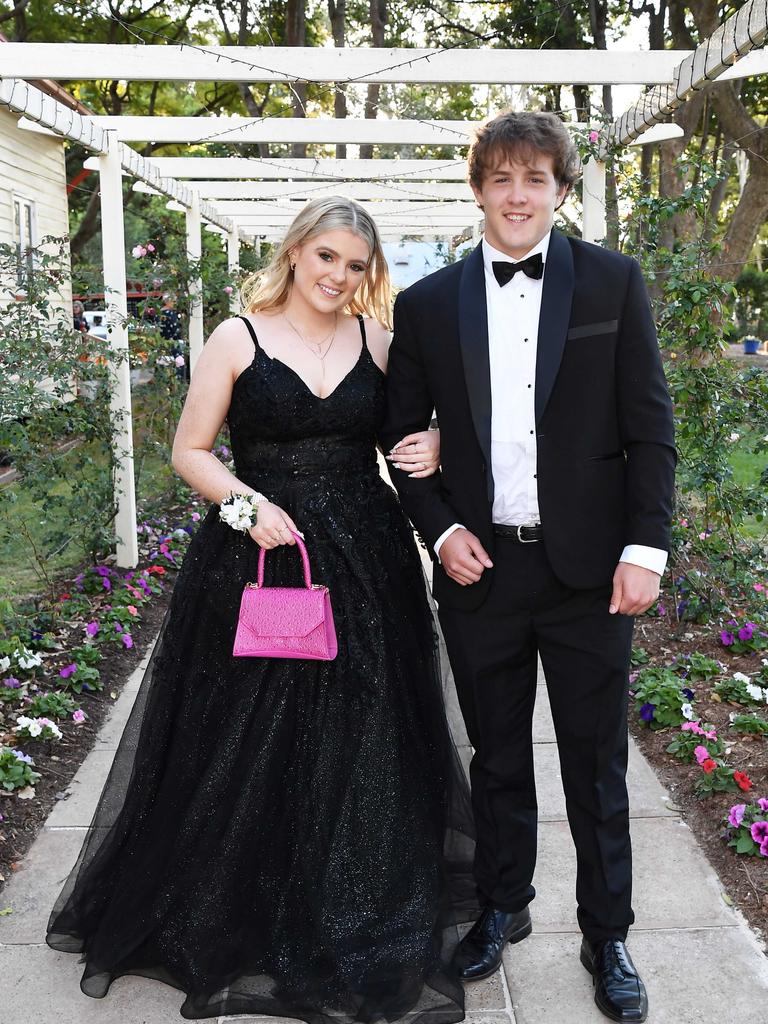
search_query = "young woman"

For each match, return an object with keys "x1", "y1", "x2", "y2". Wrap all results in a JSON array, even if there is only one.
[{"x1": 47, "y1": 197, "x2": 476, "y2": 1023}]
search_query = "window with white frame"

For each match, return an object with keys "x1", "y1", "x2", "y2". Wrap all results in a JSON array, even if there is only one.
[{"x1": 12, "y1": 195, "x2": 36, "y2": 289}]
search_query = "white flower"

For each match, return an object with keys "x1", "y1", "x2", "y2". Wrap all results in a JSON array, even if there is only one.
[
  {"x1": 681, "y1": 702, "x2": 694, "y2": 720},
  {"x1": 219, "y1": 495, "x2": 257, "y2": 533},
  {"x1": 15, "y1": 715, "x2": 41, "y2": 737},
  {"x1": 0, "y1": 656, "x2": 9, "y2": 672},
  {"x1": 746, "y1": 682, "x2": 767, "y2": 702},
  {"x1": 14, "y1": 648, "x2": 42, "y2": 670},
  {"x1": 729, "y1": 432, "x2": 740, "y2": 442},
  {"x1": 173, "y1": 529, "x2": 188, "y2": 540},
  {"x1": 733, "y1": 672, "x2": 751, "y2": 684}
]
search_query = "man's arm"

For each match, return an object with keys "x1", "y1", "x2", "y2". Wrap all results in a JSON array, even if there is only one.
[
  {"x1": 612, "y1": 260, "x2": 677, "y2": 614},
  {"x1": 380, "y1": 292, "x2": 462, "y2": 552}
]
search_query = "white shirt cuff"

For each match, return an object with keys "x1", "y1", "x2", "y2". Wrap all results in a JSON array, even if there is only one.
[
  {"x1": 620, "y1": 544, "x2": 667, "y2": 576},
  {"x1": 434, "y1": 523, "x2": 465, "y2": 559}
]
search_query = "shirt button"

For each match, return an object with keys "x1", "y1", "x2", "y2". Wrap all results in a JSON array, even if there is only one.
[
  {"x1": 527, "y1": 384, "x2": 531, "y2": 388},
  {"x1": 529, "y1": 430, "x2": 534, "y2": 434}
]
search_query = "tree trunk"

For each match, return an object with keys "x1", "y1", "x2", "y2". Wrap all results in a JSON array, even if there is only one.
[
  {"x1": 360, "y1": 0, "x2": 386, "y2": 161},
  {"x1": 286, "y1": 0, "x2": 307, "y2": 158},
  {"x1": 328, "y1": 0, "x2": 347, "y2": 159}
]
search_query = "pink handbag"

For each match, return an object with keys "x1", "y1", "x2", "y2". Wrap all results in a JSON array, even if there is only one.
[{"x1": 233, "y1": 532, "x2": 338, "y2": 660}]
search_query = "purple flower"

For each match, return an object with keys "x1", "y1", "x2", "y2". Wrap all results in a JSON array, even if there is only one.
[
  {"x1": 750, "y1": 821, "x2": 768, "y2": 844},
  {"x1": 720, "y1": 630, "x2": 735, "y2": 646},
  {"x1": 114, "y1": 622, "x2": 123, "y2": 633},
  {"x1": 3, "y1": 677, "x2": 21, "y2": 689},
  {"x1": 758, "y1": 798, "x2": 768, "y2": 812},
  {"x1": 72, "y1": 709, "x2": 86, "y2": 724},
  {"x1": 86, "y1": 621, "x2": 99, "y2": 637},
  {"x1": 728, "y1": 804, "x2": 746, "y2": 829},
  {"x1": 640, "y1": 703, "x2": 656, "y2": 722},
  {"x1": 122, "y1": 633, "x2": 134, "y2": 649},
  {"x1": 738, "y1": 623, "x2": 756, "y2": 642},
  {"x1": 59, "y1": 663, "x2": 77, "y2": 679},
  {"x1": 95, "y1": 566, "x2": 111, "y2": 577},
  {"x1": 682, "y1": 688, "x2": 694, "y2": 700},
  {"x1": 11, "y1": 749, "x2": 33, "y2": 764},
  {"x1": 657, "y1": 603, "x2": 667, "y2": 616},
  {"x1": 677, "y1": 600, "x2": 689, "y2": 617},
  {"x1": 102, "y1": 577, "x2": 112, "y2": 591},
  {"x1": 761, "y1": 837, "x2": 768, "y2": 858}
]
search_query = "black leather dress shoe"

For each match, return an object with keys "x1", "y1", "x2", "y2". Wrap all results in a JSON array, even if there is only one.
[
  {"x1": 580, "y1": 938, "x2": 648, "y2": 1022},
  {"x1": 452, "y1": 906, "x2": 532, "y2": 981}
]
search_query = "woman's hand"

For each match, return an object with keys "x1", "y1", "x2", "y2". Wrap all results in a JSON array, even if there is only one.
[
  {"x1": 386, "y1": 429, "x2": 440, "y2": 478},
  {"x1": 248, "y1": 502, "x2": 300, "y2": 549}
]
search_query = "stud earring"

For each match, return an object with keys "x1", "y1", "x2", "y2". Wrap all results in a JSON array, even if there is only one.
[{"x1": 290, "y1": 262, "x2": 296, "y2": 271}]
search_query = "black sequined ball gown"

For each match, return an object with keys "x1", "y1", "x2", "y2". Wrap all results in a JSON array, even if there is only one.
[{"x1": 47, "y1": 315, "x2": 477, "y2": 1022}]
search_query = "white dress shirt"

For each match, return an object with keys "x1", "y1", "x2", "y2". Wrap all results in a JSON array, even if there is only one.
[{"x1": 434, "y1": 232, "x2": 667, "y2": 577}]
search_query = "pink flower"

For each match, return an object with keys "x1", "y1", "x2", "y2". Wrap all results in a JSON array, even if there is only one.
[
  {"x1": 126, "y1": 605, "x2": 138, "y2": 616},
  {"x1": 694, "y1": 745, "x2": 710, "y2": 764},
  {"x1": 728, "y1": 803, "x2": 746, "y2": 829},
  {"x1": 761, "y1": 837, "x2": 768, "y2": 857},
  {"x1": 589, "y1": 129, "x2": 599, "y2": 142},
  {"x1": 750, "y1": 821, "x2": 768, "y2": 843},
  {"x1": 191, "y1": 512, "x2": 201, "y2": 522},
  {"x1": 628, "y1": 671, "x2": 639, "y2": 685},
  {"x1": 122, "y1": 633, "x2": 134, "y2": 649},
  {"x1": 174, "y1": 355, "x2": 185, "y2": 368},
  {"x1": 224, "y1": 285, "x2": 233, "y2": 295},
  {"x1": 754, "y1": 583, "x2": 765, "y2": 593},
  {"x1": 72, "y1": 709, "x2": 86, "y2": 724},
  {"x1": 681, "y1": 721, "x2": 702, "y2": 734},
  {"x1": 758, "y1": 798, "x2": 768, "y2": 812}
]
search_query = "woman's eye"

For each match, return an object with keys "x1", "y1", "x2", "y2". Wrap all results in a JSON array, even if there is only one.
[
  {"x1": 350, "y1": 264, "x2": 366, "y2": 273},
  {"x1": 319, "y1": 252, "x2": 332, "y2": 261}
]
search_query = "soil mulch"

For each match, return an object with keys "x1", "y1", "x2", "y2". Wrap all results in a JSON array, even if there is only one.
[
  {"x1": 0, "y1": 594, "x2": 170, "y2": 897},
  {"x1": 631, "y1": 613, "x2": 768, "y2": 945}
]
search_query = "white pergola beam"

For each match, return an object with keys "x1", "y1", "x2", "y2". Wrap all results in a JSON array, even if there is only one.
[
  {"x1": 0, "y1": 78, "x2": 233, "y2": 232},
  {"x1": 208, "y1": 199, "x2": 480, "y2": 216},
  {"x1": 0, "y1": 45, "x2": 704, "y2": 85},
  {"x1": 607, "y1": 0, "x2": 768, "y2": 148},
  {"x1": 84, "y1": 116, "x2": 479, "y2": 145},
  {"x1": 103, "y1": 157, "x2": 468, "y2": 181},
  {"x1": 135, "y1": 179, "x2": 475, "y2": 201}
]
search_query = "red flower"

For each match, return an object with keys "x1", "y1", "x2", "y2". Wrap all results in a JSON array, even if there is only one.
[
  {"x1": 59, "y1": 592, "x2": 70, "y2": 601},
  {"x1": 734, "y1": 771, "x2": 752, "y2": 792},
  {"x1": 147, "y1": 566, "x2": 166, "y2": 575},
  {"x1": 702, "y1": 759, "x2": 717, "y2": 774}
]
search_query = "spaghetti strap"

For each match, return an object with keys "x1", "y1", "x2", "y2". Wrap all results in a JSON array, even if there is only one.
[
  {"x1": 356, "y1": 313, "x2": 368, "y2": 349},
  {"x1": 237, "y1": 314, "x2": 260, "y2": 353}
]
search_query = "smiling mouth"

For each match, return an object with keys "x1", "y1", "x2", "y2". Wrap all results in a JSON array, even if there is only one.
[
  {"x1": 504, "y1": 213, "x2": 530, "y2": 223},
  {"x1": 317, "y1": 283, "x2": 342, "y2": 297}
]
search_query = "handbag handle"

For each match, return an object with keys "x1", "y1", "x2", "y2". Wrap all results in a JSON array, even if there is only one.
[{"x1": 256, "y1": 531, "x2": 313, "y2": 589}]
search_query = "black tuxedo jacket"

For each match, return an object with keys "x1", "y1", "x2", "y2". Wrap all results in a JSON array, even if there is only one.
[{"x1": 380, "y1": 230, "x2": 676, "y2": 612}]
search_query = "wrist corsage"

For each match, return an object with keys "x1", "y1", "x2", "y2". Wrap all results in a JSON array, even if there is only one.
[{"x1": 219, "y1": 492, "x2": 268, "y2": 533}]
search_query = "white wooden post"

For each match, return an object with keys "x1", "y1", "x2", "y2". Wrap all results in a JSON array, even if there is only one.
[
  {"x1": 186, "y1": 190, "x2": 204, "y2": 372},
  {"x1": 227, "y1": 228, "x2": 240, "y2": 314},
  {"x1": 582, "y1": 158, "x2": 607, "y2": 244},
  {"x1": 98, "y1": 131, "x2": 138, "y2": 568}
]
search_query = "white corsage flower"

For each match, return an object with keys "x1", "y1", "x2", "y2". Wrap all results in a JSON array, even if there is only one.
[{"x1": 219, "y1": 494, "x2": 260, "y2": 533}]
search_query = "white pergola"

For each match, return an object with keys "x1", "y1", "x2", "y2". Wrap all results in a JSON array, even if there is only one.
[{"x1": 1, "y1": 0, "x2": 766, "y2": 566}]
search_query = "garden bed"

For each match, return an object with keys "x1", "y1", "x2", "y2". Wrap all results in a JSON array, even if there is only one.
[
  {"x1": 0, "y1": 595, "x2": 170, "y2": 894},
  {"x1": 630, "y1": 608, "x2": 768, "y2": 943}
]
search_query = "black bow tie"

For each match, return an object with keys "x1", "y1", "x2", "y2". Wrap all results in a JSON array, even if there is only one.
[{"x1": 492, "y1": 253, "x2": 544, "y2": 286}]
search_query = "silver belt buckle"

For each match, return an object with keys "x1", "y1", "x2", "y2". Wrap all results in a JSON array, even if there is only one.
[{"x1": 517, "y1": 524, "x2": 537, "y2": 543}]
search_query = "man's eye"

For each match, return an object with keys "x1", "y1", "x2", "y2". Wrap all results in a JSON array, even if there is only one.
[{"x1": 530, "y1": 177, "x2": 544, "y2": 184}]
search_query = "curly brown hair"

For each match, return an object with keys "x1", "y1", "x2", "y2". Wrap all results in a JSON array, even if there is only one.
[{"x1": 468, "y1": 110, "x2": 581, "y2": 193}]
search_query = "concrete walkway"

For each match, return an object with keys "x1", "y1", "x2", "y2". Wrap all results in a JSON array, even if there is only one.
[{"x1": 2, "y1": 647, "x2": 768, "y2": 1023}]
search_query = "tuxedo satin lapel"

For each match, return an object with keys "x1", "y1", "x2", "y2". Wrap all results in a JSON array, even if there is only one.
[
  {"x1": 535, "y1": 230, "x2": 574, "y2": 424},
  {"x1": 458, "y1": 243, "x2": 493, "y2": 501}
]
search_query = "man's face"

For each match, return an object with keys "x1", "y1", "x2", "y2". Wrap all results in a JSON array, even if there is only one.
[{"x1": 471, "y1": 151, "x2": 568, "y2": 260}]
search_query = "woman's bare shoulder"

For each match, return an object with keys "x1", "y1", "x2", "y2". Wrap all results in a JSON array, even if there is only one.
[{"x1": 360, "y1": 317, "x2": 391, "y2": 369}]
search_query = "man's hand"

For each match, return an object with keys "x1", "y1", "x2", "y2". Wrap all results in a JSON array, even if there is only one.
[
  {"x1": 609, "y1": 562, "x2": 661, "y2": 616},
  {"x1": 439, "y1": 528, "x2": 493, "y2": 586}
]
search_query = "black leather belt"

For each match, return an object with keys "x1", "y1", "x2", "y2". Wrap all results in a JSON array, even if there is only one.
[{"x1": 493, "y1": 524, "x2": 543, "y2": 543}]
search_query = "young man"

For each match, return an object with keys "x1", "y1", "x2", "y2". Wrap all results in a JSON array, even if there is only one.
[{"x1": 381, "y1": 111, "x2": 675, "y2": 1023}]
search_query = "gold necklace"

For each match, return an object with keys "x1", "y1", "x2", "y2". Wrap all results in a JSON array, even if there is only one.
[{"x1": 283, "y1": 311, "x2": 339, "y2": 368}]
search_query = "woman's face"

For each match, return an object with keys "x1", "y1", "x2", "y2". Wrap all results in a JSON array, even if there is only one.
[{"x1": 290, "y1": 228, "x2": 371, "y2": 314}]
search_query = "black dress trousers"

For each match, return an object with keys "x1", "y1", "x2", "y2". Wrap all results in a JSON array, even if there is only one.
[{"x1": 438, "y1": 536, "x2": 636, "y2": 943}]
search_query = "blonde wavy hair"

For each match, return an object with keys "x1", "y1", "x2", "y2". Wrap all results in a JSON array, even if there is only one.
[{"x1": 240, "y1": 197, "x2": 392, "y2": 330}]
